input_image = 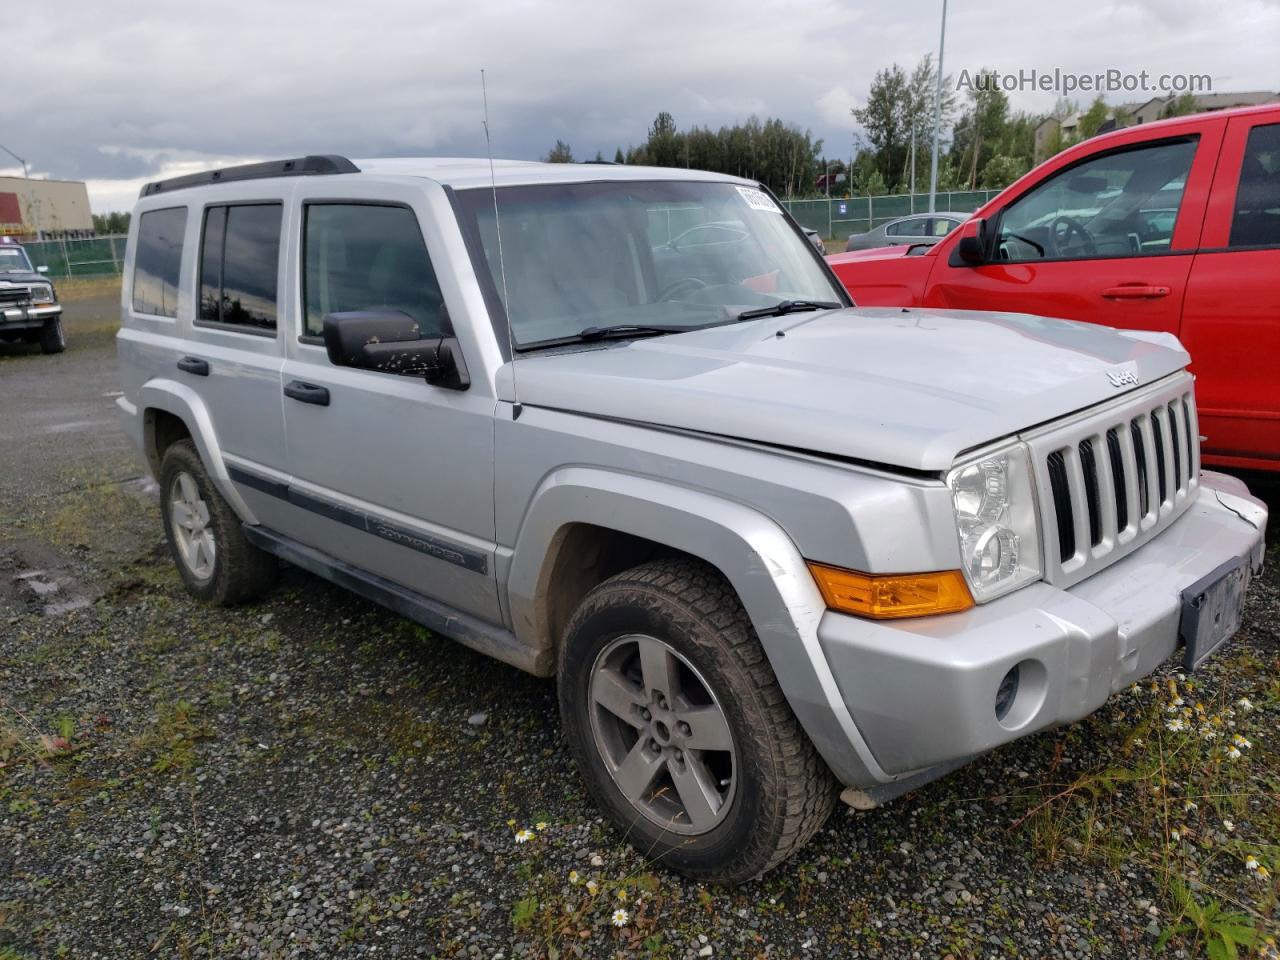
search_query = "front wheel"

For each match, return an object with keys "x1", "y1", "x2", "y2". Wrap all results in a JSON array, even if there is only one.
[
  {"x1": 558, "y1": 558, "x2": 836, "y2": 883},
  {"x1": 39, "y1": 317, "x2": 66, "y2": 354}
]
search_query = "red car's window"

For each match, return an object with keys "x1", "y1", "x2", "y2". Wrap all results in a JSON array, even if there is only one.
[
  {"x1": 1228, "y1": 123, "x2": 1280, "y2": 249},
  {"x1": 995, "y1": 138, "x2": 1198, "y2": 261}
]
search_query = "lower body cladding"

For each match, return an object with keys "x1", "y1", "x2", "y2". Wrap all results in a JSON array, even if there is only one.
[{"x1": 820, "y1": 471, "x2": 1266, "y2": 790}]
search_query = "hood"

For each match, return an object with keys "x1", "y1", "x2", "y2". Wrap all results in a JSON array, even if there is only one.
[
  {"x1": 0, "y1": 271, "x2": 51, "y2": 286},
  {"x1": 511, "y1": 307, "x2": 1189, "y2": 472},
  {"x1": 825, "y1": 245, "x2": 914, "y2": 263}
]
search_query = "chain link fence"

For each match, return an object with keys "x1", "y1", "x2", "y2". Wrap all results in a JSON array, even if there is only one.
[
  {"x1": 21, "y1": 235, "x2": 128, "y2": 279},
  {"x1": 780, "y1": 191, "x2": 1001, "y2": 243}
]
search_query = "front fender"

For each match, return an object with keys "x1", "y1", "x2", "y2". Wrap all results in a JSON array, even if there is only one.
[
  {"x1": 136, "y1": 378, "x2": 258, "y2": 525},
  {"x1": 506, "y1": 466, "x2": 890, "y2": 787}
]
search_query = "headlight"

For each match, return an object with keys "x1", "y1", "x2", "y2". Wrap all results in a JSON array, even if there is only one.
[
  {"x1": 30, "y1": 284, "x2": 54, "y2": 304},
  {"x1": 946, "y1": 443, "x2": 1042, "y2": 602}
]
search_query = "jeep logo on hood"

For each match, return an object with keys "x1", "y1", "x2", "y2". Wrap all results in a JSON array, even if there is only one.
[{"x1": 1107, "y1": 369, "x2": 1140, "y2": 388}]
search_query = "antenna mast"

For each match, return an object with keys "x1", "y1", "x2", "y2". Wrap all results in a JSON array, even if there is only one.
[{"x1": 481, "y1": 69, "x2": 518, "y2": 417}]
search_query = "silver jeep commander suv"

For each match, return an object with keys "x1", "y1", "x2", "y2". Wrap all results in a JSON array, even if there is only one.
[{"x1": 116, "y1": 155, "x2": 1267, "y2": 883}]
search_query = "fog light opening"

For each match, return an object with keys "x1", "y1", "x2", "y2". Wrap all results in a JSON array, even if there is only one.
[{"x1": 994, "y1": 665, "x2": 1020, "y2": 722}]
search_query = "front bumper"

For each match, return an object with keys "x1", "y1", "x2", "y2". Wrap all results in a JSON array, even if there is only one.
[
  {"x1": 1, "y1": 303, "x2": 62, "y2": 329},
  {"x1": 818, "y1": 471, "x2": 1267, "y2": 779}
]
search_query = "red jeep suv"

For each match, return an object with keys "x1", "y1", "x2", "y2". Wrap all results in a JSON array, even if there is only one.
[{"x1": 826, "y1": 104, "x2": 1280, "y2": 472}]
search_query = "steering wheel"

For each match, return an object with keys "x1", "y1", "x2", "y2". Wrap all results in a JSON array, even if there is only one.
[
  {"x1": 1049, "y1": 215, "x2": 1096, "y2": 257},
  {"x1": 659, "y1": 276, "x2": 709, "y2": 301}
]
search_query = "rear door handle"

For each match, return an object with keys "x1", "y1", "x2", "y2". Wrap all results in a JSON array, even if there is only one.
[
  {"x1": 176, "y1": 356, "x2": 209, "y2": 376},
  {"x1": 283, "y1": 380, "x2": 330, "y2": 406},
  {"x1": 1101, "y1": 284, "x2": 1171, "y2": 299}
]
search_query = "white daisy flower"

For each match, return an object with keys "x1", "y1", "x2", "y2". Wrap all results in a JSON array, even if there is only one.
[
  {"x1": 1226, "y1": 746, "x2": 1242, "y2": 760},
  {"x1": 1236, "y1": 697, "x2": 1255, "y2": 713},
  {"x1": 585, "y1": 879, "x2": 599, "y2": 896},
  {"x1": 514, "y1": 828, "x2": 534, "y2": 843},
  {"x1": 1223, "y1": 820, "x2": 1235, "y2": 832},
  {"x1": 568, "y1": 870, "x2": 580, "y2": 885},
  {"x1": 1184, "y1": 800, "x2": 1198, "y2": 812},
  {"x1": 611, "y1": 908, "x2": 630, "y2": 927},
  {"x1": 1246, "y1": 856, "x2": 1260, "y2": 871},
  {"x1": 1165, "y1": 718, "x2": 1186, "y2": 732}
]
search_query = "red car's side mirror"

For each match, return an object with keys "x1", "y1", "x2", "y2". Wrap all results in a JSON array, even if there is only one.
[{"x1": 952, "y1": 217, "x2": 988, "y2": 266}]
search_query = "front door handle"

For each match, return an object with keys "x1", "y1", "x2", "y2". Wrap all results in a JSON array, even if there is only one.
[
  {"x1": 176, "y1": 356, "x2": 209, "y2": 376},
  {"x1": 284, "y1": 380, "x2": 330, "y2": 406},
  {"x1": 1101, "y1": 284, "x2": 1171, "y2": 299}
]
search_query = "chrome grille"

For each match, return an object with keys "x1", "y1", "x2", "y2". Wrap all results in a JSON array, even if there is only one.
[
  {"x1": 1029, "y1": 375, "x2": 1199, "y2": 587},
  {"x1": 0, "y1": 285, "x2": 32, "y2": 307}
]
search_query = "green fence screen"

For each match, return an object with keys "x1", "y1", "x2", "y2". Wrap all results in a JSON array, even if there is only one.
[{"x1": 21, "y1": 236, "x2": 128, "y2": 279}]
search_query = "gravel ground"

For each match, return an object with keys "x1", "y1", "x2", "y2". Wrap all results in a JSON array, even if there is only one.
[{"x1": 1, "y1": 291, "x2": 1277, "y2": 959}]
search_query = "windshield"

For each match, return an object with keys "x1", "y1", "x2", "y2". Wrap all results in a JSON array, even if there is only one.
[
  {"x1": 0, "y1": 246, "x2": 34, "y2": 273},
  {"x1": 453, "y1": 180, "x2": 845, "y2": 348}
]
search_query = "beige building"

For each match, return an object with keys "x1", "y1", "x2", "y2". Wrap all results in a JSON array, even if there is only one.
[{"x1": 0, "y1": 176, "x2": 94, "y2": 240}]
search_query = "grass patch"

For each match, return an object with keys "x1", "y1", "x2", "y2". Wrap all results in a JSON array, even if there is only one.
[
  {"x1": 131, "y1": 700, "x2": 212, "y2": 774},
  {"x1": 1018, "y1": 651, "x2": 1280, "y2": 953}
]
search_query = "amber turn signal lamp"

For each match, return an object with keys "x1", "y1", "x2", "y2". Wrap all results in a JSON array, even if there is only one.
[{"x1": 807, "y1": 563, "x2": 974, "y2": 619}]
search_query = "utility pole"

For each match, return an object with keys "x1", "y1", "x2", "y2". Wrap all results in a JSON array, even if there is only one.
[
  {"x1": 928, "y1": 0, "x2": 948, "y2": 213},
  {"x1": 910, "y1": 128, "x2": 916, "y2": 213}
]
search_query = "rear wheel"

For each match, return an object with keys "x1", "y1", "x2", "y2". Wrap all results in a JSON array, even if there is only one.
[
  {"x1": 558, "y1": 558, "x2": 836, "y2": 883},
  {"x1": 39, "y1": 317, "x2": 66, "y2": 354},
  {"x1": 159, "y1": 440, "x2": 276, "y2": 605}
]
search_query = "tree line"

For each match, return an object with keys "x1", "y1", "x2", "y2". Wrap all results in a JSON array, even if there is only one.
[
  {"x1": 545, "y1": 66, "x2": 1209, "y2": 198},
  {"x1": 544, "y1": 111, "x2": 824, "y2": 198}
]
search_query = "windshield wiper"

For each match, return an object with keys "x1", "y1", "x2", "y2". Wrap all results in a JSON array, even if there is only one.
[
  {"x1": 517, "y1": 323, "x2": 701, "y2": 352},
  {"x1": 731, "y1": 300, "x2": 843, "y2": 322}
]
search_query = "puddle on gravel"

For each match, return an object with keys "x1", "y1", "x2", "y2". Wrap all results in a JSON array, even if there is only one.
[{"x1": 1, "y1": 540, "x2": 101, "y2": 618}]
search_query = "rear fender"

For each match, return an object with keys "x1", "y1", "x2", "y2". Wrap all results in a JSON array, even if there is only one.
[{"x1": 137, "y1": 379, "x2": 258, "y2": 524}]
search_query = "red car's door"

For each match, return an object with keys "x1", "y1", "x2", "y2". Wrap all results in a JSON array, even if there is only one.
[
  {"x1": 925, "y1": 120, "x2": 1225, "y2": 340},
  {"x1": 1182, "y1": 115, "x2": 1280, "y2": 470}
]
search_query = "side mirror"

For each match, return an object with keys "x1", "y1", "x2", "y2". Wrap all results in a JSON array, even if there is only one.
[
  {"x1": 36, "y1": 265, "x2": 49, "y2": 274},
  {"x1": 952, "y1": 217, "x2": 988, "y2": 267},
  {"x1": 323, "y1": 310, "x2": 470, "y2": 390}
]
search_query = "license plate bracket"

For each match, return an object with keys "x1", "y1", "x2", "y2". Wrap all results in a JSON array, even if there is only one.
[{"x1": 1179, "y1": 556, "x2": 1250, "y2": 671}]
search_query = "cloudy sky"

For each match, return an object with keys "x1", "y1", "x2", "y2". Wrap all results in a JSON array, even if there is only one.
[{"x1": 6, "y1": 0, "x2": 1277, "y2": 212}]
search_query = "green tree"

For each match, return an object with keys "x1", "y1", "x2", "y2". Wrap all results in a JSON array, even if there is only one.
[
  {"x1": 613, "y1": 147, "x2": 625, "y2": 164},
  {"x1": 1161, "y1": 93, "x2": 1200, "y2": 118},
  {"x1": 544, "y1": 139, "x2": 574, "y2": 163},
  {"x1": 1076, "y1": 96, "x2": 1110, "y2": 139},
  {"x1": 854, "y1": 56, "x2": 955, "y2": 193},
  {"x1": 978, "y1": 154, "x2": 1029, "y2": 189}
]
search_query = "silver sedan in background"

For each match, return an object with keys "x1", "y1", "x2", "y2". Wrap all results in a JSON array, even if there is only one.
[{"x1": 844, "y1": 212, "x2": 965, "y2": 252}]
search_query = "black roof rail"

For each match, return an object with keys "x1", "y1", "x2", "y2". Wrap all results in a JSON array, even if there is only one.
[{"x1": 139, "y1": 155, "x2": 360, "y2": 198}]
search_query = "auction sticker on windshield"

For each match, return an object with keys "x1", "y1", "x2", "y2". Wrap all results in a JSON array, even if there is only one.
[{"x1": 737, "y1": 186, "x2": 781, "y2": 213}]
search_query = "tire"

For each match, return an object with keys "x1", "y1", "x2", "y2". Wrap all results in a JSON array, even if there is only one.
[
  {"x1": 39, "y1": 317, "x2": 66, "y2": 354},
  {"x1": 558, "y1": 557, "x2": 836, "y2": 883},
  {"x1": 158, "y1": 439, "x2": 276, "y2": 605}
]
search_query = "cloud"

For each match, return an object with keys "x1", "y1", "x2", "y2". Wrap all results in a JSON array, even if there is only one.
[{"x1": 4, "y1": 0, "x2": 1275, "y2": 211}]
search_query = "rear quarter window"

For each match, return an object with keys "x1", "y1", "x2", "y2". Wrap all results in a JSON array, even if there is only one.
[{"x1": 132, "y1": 207, "x2": 188, "y2": 318}]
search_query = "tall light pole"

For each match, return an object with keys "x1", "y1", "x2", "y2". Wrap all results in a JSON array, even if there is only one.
[
  {"x1": 0, "y1": 142, "x2": 29, "y2": 179},
  {"x1": 927, "y1": 0, "x2": 948, "y2": 213}
]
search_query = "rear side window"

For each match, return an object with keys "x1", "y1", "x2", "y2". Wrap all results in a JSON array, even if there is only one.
[
  {"x1": 1229, "y1": 123, "x2": 1280, "y2": 248},
  {"x1": 302, "y1": 203, "x2": 449, "y2": 339},
  {"x1": 198, "y1": 203, "x2": 282, "y2": 332},
  {"x1": 885, "y1": 218, "x2": 920, "y2": 237},
  {"x1": 132, "y1": 207, "x2": 187, "y2": 317}
]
